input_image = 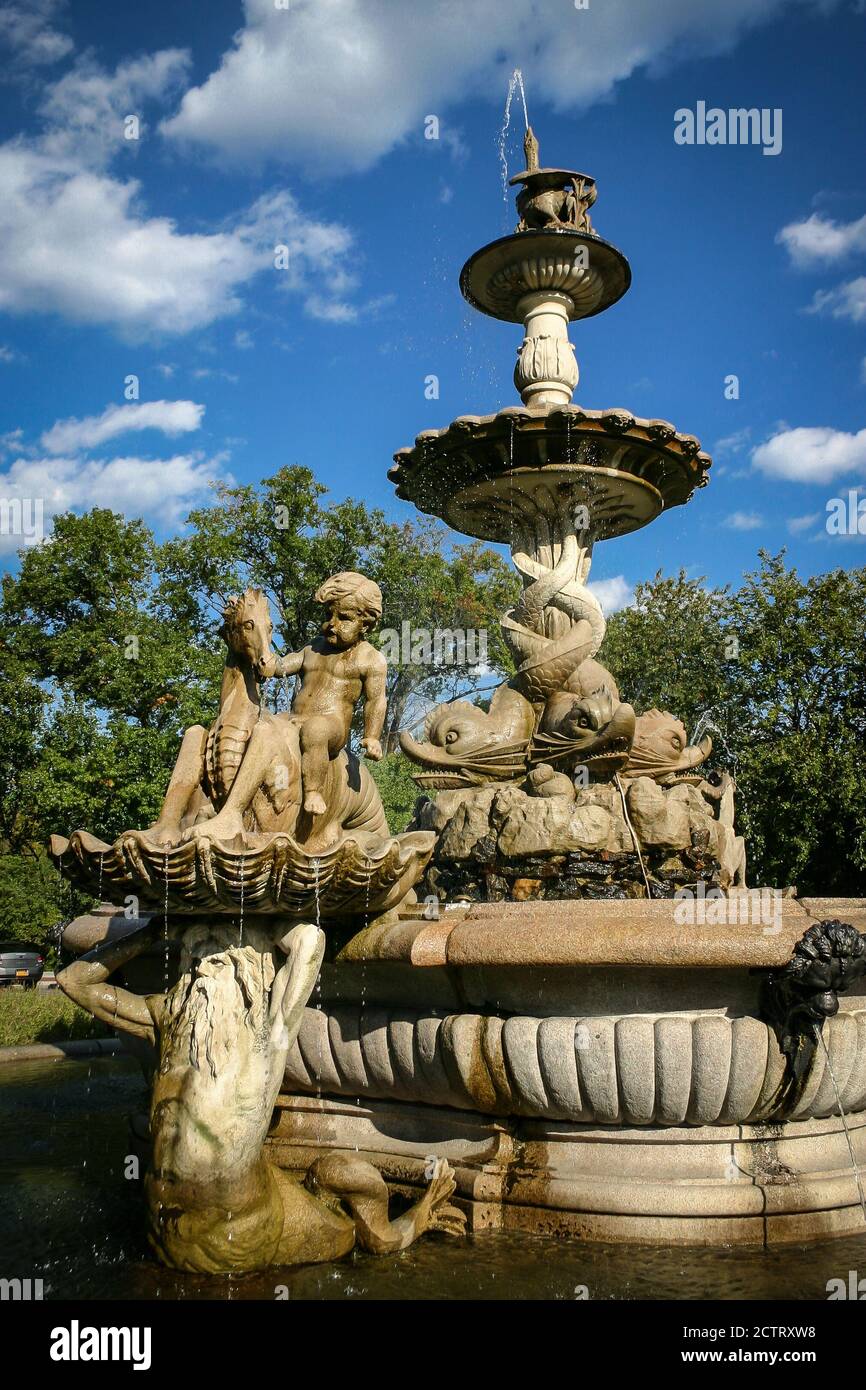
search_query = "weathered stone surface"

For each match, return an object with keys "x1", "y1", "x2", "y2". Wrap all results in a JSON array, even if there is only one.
[
  {"x1": 412, "y1": 776, "x2": 746, "y2": 903},
  {"x1": 270, "y1": 1093, "x2": 866, "y2": 1246},
  {"x1": 626, "y1": 776, "x2": 692, "y2": 849}
]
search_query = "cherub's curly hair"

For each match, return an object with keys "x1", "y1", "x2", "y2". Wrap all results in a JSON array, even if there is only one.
[{"x1": 314, "y1": 571, "x2": 382, "y2": 626}]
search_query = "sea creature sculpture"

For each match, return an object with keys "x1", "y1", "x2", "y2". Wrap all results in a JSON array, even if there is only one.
[
  {"x1": 399, "y1": 684, "x2": 535, "y2": 789},
  {"x1": 57, "y1": 918, "x2": 465, "y2": 1273},
  {"x1": 127, "y1": 585, "x2": 390, "y2": 855},
  {"x1": 621, "y1": 709, "x2": 712, "y2": 785},
  {"x1": 532, "y1": 686, "x2": 636, "y2": 776},
  {"x1": 402, "y1": 511, "x2": 635, "y2": 786},
  {"x1": 510, "y1": 127, "x2": 597, "y2": 234}
]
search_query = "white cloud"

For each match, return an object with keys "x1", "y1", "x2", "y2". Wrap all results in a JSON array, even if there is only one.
[
  {"x1": 0, "y1": 146, "x2": 357, "y2": 335},
  {"x1": 0, "y1": 0, "x2": 72, "y2": 67},
  {"x1": 787, "y1": 511, "x2": 821, "y2": 534},
  {"x1": 713, "y1": 427, "x2": 751, "y2": 457},
  {"x1": 40, "y1": 400, "x2": 205, "y2": 454},
  {"x1": 162, "y1": 0, "x2": 827, "y2": 173},
  {"x1": 723, "y1": 510, "x2": 764, "y2": 531},
  {"x1": 806, "y1": 277, "x2": 866, "y2": 324},
  {"x1": 752, "y1": 426, "x2": 866, "y2": 483},
  {"x1": 588, "y1": 575, "x2": 634, "y2": 615},
  {"x1": 0, "y1": 38, "x2": 360, "y2": 338},
  {"x1": 233, "y1": 329, "x2": 254, "y2": 350},
  {"x1": 39, "y1": 48, "x2": 191, "y2": 165},
  {"x1": 777, "y1": 212, "x2": 866, "y2": 268},
  {"x1": 0, "y1": 449, "x2": 227, "y2": 554},
  {"x1": 0, "y1": 343, "x2": 21, "y2": 362},
  {"x1": 192, "y1": 367, "x2": 239, "y2": 384}
]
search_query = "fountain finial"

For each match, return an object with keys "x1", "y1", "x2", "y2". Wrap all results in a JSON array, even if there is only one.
[{"x1": 523, "y1": 125, "x2": 540, "y2": 173}]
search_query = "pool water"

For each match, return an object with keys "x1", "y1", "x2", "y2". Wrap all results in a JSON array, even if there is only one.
[{"x1": 2, "y1": 1057, "x2": 865, "y2": 1301}]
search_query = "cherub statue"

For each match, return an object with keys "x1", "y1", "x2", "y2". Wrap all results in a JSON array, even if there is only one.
[
  {"x1": 143, "y1": 573, "x2": 388, "y2": 850},
  {"x1": 258, "y1": 571, "x2": 387, "y2": 816}
]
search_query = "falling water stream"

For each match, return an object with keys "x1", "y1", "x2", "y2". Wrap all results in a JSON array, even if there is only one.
[
  {"x1": 238, "y1": 857, "x2": 244, "y2": 945},
  {"x1": 163, "y1": 848, "x2": 170, "y2": 991},
  {"x1": 614, "y1": 771, "x2": 653, "y2": 898},
  {"x1": 818, "y1": 1028, "x2": 866, "y2": 1225},
  {"x1": 498, "y1": 68, "x2": 530, "y2": 211}
]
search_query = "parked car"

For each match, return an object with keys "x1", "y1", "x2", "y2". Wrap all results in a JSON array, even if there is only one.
[{"x1": 0, "y1": 942, "x2": 45, "y2": 989}]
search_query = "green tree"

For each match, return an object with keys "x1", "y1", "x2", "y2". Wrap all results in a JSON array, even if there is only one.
[
  {"x1": 599, "y1": 569, "x2": 734, "y2": 738},
  {"x1": 158, "y1": 466, "x2": 518, "y2": 748},
  {"x1": 725, "y1": 553, "x2": 866, "y2": 893},
  {"x1": 603, "y1": 553, "x2": 866, "y2": 893}
]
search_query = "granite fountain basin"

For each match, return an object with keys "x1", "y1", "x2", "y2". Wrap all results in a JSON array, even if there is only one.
[{"x1": 264, "y1": 897, "x2": 866, "y2": 1247}]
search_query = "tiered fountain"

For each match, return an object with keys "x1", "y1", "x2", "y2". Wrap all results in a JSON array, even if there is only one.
[{"x1": 55, "y1": 128, "x2": 866, "y2": 1266}]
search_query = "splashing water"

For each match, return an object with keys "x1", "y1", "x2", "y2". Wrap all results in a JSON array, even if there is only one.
[
  {"x1": 689, "y1": 706, "x2": 746, "y2": 820},
  {"x1": 691, "y1": 710, "x2": 724, "y2": 748},
  {"x1": 498, "y1": 68, "x2": 530, "y2": 209},
  {"x1": 818, "y1": 1028, "x2": 866, "y2": 1225},
  {"x1": 312, "y1": 858, "x2": 321, "y2": 930}
]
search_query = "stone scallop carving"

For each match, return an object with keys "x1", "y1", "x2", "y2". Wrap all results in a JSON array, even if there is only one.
[
  {"x1": 285, "y1": 1006, "x2": 866, "y2": 1126},
  {"x1": 50, "y1": 827, "x2": 434, "y2": 920}
]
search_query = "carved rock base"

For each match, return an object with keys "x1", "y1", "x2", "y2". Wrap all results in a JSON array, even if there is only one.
[{"x1": 412, "y1": 779, "x2": 745, "y2": 901}]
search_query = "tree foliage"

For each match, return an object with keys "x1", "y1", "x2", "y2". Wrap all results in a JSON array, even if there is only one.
[{"x1": 601, "y1": 552, "x2": 866, "y2": 894}]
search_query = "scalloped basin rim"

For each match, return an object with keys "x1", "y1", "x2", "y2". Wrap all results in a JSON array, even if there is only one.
[
  {"x1": 391, "y1": 404, "x2": 711, "y2": 464},
  {"x1": 49, "y1": 828, "x2": 436, "y2": 920}
]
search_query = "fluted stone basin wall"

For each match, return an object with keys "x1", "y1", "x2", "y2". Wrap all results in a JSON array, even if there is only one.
[
  {"x1": 283, "y1": 897, "x2": 866, "y2": 1128},
  {"x1": 285, "y1": 1004, "x2": 866, "y2": 1127}
]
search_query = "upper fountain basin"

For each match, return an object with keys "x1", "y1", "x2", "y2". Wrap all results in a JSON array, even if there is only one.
[
  {"x1": 460, "y1": 228, "x2": 631, "y2": 323},
  {"x1": 389, "y1": 403, "x2": 712, "y2": 544}
]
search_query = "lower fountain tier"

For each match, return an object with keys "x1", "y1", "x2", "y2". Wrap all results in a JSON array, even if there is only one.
[
  {"x1": 268, "y1": 1094, "x2": 866, "y2": 1246},
  {"x1": 269, "y1": 894, "x2": 866, "y2": 1245},
  {"x1": 389, "y1": 404, "x2": 711, "y2": 544}
]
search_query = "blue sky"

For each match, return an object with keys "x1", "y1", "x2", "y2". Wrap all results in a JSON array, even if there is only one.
[{"x1": 0, "y1": 0, "x2": 864, "y2": 611}]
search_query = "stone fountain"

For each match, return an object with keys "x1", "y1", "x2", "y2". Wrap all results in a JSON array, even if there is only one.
[
  {"x1": 56, "y1": 128, "x2": 866, "y2": 1265},
  {"x1": 392, "y1": 129, "x2": 745, "y2": 903}
]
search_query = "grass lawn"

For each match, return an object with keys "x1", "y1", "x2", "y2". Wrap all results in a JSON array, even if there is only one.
[{"x1": 0, "y1": 988, "x2": 111, "y2": 1048}]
